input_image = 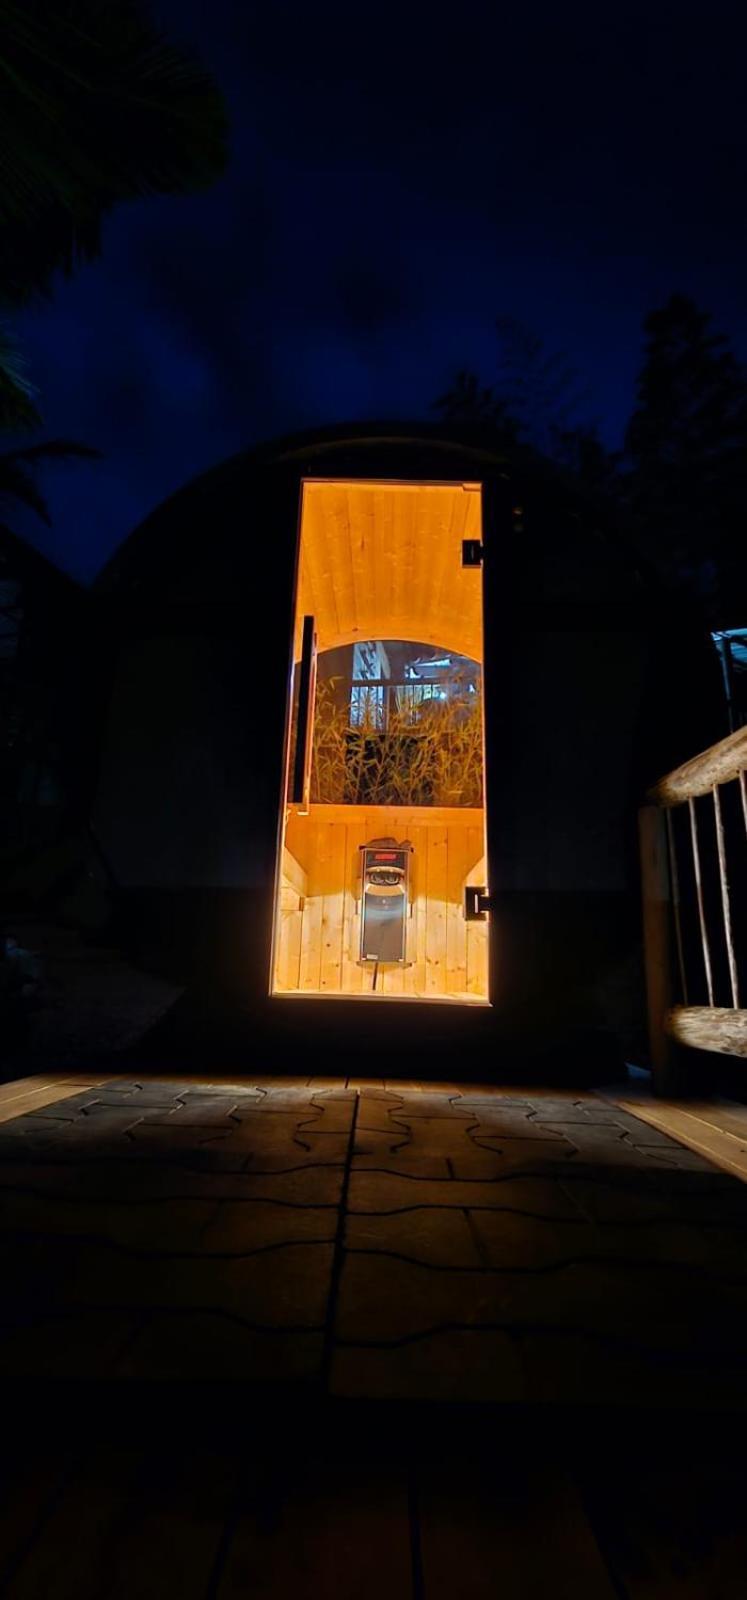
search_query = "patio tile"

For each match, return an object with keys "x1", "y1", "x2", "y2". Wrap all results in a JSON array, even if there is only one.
[
  {"x1": 117, "y1": 1315, "x2": 324, "y2": 1382},
  {"x1": 5, "y1": 1073, "x2": 747, "y2": 1409},
  {"x1": 0, "y1": 1231, "x2": 334, "y2": 1327},
  {"x1": 0, "y1": 1308, "x2": 140, "y2": 1379},
  {"x1": 335, "y1": 1253, "x2": 516, "y2": 1343},
  {"x1": 345, "y1": 1207, "x2": 482, "y2": 1267},
  {"x1": 347, "y1": 1170, "x2": 583, "y2": 1218},
  {"x1": 330, "y1": 1328, "x2": 523, "y2": 1401},
  {"x1": 0, "y1": 1158, "x2": 345, "y2": 1206}
]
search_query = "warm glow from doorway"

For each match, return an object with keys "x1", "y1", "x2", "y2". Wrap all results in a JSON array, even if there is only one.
[{"x1": 271, "y1": 479, "x2": 489, "y2": 1004}]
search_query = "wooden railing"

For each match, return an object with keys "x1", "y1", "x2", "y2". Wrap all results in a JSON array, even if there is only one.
[{"x1": 640, "y1": 726, "x2": 747, "y2": 1088}]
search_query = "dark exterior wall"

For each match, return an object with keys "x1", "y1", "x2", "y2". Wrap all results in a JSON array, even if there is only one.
[
  {"x1": 93, "y1": 634, "x2": 266, "y2": 889},
  {"x1": 91, "y1": 429, "x2": 726, "y2": 1063},
  {"x1": 0, "y1": 530, "x2": 93, "y2": 888},
  {"x1": 494, "y1": 629, "x2": 648, "y2": 895}
]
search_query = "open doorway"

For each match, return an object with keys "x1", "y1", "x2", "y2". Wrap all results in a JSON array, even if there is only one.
[{"x1": 271, "y1": 480, "x2": 490, "y2": 1003}]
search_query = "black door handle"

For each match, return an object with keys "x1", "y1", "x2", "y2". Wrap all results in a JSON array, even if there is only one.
[{"x1": 291, "y1": 614, "x2": 316, "y2": 806}]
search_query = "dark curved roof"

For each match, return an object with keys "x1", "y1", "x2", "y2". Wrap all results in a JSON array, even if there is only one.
[{"x1": 96, "y1": 420, "x2": 647, "y2": 595}]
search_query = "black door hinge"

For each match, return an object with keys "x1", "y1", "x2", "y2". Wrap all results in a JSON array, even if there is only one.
[
  {"x1": 464, "y1": 885, "x2": 495, "y2": 921},
  {"x1": 462, "y1": 539, "x2": 484, "y2": 567}
]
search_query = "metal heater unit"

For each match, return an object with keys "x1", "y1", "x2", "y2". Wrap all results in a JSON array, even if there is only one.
[{"x1": 359, "y1": 839, "x2": 413, "y2": 971}]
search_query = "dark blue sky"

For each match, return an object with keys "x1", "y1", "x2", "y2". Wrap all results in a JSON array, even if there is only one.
[{"x1": 13, "y1": 0, "x2": 747, "y2": 582}]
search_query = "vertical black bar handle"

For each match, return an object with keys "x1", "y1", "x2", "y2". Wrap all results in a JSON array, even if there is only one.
[{"x1": 291, "y1": 614, "x2": 317, "y2": 807}]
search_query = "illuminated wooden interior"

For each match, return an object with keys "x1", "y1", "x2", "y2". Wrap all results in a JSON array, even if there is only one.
[
  {"x1": 293, "y1": 480, "x2": 484, "y2": 660},
  {"x1": 272, "y1": 480, "x2": 489, "y2": 1004}
]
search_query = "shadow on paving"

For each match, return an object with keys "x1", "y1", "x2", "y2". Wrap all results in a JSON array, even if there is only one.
[
  {"x1": 121, "y1": 982, "x2": 627, "y2": 1086},
  {"x1": 2, "y1": 1403, "x2": 747, "y2": 1598},
  {"x1": 1, "y1": 1076, "x2": 747, "y2": 1593}
]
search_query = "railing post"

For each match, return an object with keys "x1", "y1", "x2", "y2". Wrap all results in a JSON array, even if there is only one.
[{"x1": 638, "y1": 803, "x2": 677, "y2": 1095}]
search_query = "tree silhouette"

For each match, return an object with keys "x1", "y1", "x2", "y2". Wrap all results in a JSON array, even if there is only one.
[
  {"x1": 432, "y1": 369, "x2": 519, "y2": 437},
  {"x1": 0, "y1": 440, "x2": 100, "y2": 542},
  {"x1": 624, "y1": 294, "x2": 747, "y2": 620},
  {"x1": 432, "y1": 318, "x2": 617, "y2": 485},
  {"x1": 551, "y1": 425, "x2": 622, "y2": 493},
  {"x1": 0, "y1": 0, "x2": 228, "y2": 421},
  {"x1": 491, "y1": 316, "x2": 588, "y2": 455},
  {"x1": 432, "y1": 297, "x2": 747, "y2": 622},
  {"x1": 0, "y1": 328, "x2": 40, "y2": 431}
]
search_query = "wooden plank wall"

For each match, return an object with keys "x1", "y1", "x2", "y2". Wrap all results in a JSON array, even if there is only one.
[
  {"x1": 296, "y1": 482, "x2": 483, "y2": 660},
  {"x1": 273, "y1": 806, "x2": 488, "y2": 1002}
]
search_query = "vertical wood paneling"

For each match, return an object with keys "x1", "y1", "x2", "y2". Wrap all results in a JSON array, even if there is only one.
[
  {"x1": 427, "y1": 490, "x2": 459, "y2": 640},
  {"x1": 299, "y1": 489, "x2": 334, "y2": 641},
  {"x1": 295, "y1": 482, "x2": 482, "y2": 656},
  {"x1": 296, "y1": 487, "x2": 320, "y2": 652},
  {"x1": 341, "y1": 819, "x2": 366, "y2": 993},
  {"x1": 273, "y1": 847, "x2": 306, "y2": 992},
  {"x1": 446, "y1": 825, "x2": 469, "y2": 995},
  {"x1": 348, "y1": 485, "x2": 371, "y2": 643},
  {"x1": 320, "y1": 819, "x2": 346, "y2": 991},
  {"x1": 405, "y1": 822, "x2": 427, "y2": 995},
  {"x1": 299, "y1": 816, "x2": 324, "y2": 991},
  {"x1": 425, "y1": 826, "x2": 448, "y2": 994},
  {"x1": 466, "y1": 833, "x2": 489, "y2": 995},
  {"x1": 372, "y1": 485, "x2": 392, "y2": 643},
  {"x1": 329, "y1": 485, "x2": 356, "y2": 642},
  {"x1": 276, "y1": 905, "x2": 303, "y2": 991}
]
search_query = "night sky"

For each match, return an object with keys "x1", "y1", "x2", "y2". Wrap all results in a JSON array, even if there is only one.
[{"x1": 13, "y1": 0, "x2": 747, "y2": 583}]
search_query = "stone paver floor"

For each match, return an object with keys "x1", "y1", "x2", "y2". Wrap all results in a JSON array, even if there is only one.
[
  {"x1": 1, "y1": 1074, "x2": 747, "y2": 1405},
  {"x1": 3, "y1": 1074, "x2": 747, "y2": 1595}
]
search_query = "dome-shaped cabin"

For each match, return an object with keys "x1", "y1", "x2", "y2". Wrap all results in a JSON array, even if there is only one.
[{"x1": 92, "y1": 424, "x2": 724, "y2": 1072}]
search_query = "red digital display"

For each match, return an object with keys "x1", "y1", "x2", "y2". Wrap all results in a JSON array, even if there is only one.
[{"x1": 374, "y1": 851, "x2": 398, "y2": 860}]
